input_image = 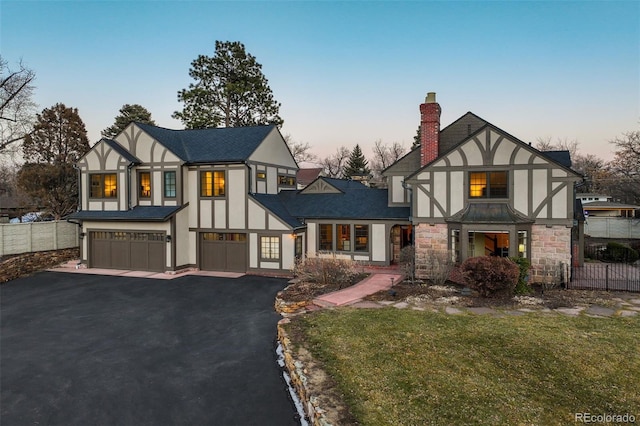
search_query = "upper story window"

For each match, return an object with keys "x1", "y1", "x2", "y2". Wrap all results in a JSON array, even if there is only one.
[
  {"x1": 469, "y1": 171, "x2": 508, "y2": 199},
  {"x1": 256, "y1": 172, "x2": 266, "y2": 180},
  {"x1": 200, "y1": 170, "x2": 225, "y2": 197},
  {"x1": 90, "y1": 173, "x2": 117, "y2": 198},
  {"x1": 164, "y1": 171, "x2": 176, "y2": 198},
  {"x1": 278, "y1": 175, "x2": 295, "y2": 187},
  {"x1": 139, "y1": 172, "x2": 151, "y2": 198}
]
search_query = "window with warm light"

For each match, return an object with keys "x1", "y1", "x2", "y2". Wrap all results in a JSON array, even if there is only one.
[
  {"x1": 90, "y1": 173, "x2": 118, "y2": 198},
  {"x1": 469, "y1": 171, "x2": 508, "y2": 198},
  {"x1": 139, "y1": 172, "x2": 151, "y2": 198},
  {"x1": 278, "y1": 175, "x2": 295, "y2": 186},
  {"x1": 200, "y1": 171, "x2": 225, "y2": 197},
  {"x1": 336, "y1": 224, "x2": 351, "y2": 251},
  {"x1": 354, "y1": 225, "x2": 369, "y2": 252},
  {"x1": 319, "y1": 224, "x2": 333, "y2": 251},
  {"x1": 260, "y1": 236, "x2": 280, "y2": 260}
]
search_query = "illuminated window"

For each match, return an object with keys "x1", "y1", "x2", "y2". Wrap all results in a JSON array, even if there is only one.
[
  {"x1": 260, "y1": 236, "x2": 280, "y2": 260},
  {"x1": 278, "y1": 175, "x2": 295, "y2": 186},
  {"x1": 319, "y1": 224, "x2": 333, "y2": 251},
  {"x1": 469, "y1": 171, "x2": 508, "y2": 198},
  {"x1": 337, "y1": 224, "x2": 351, "y2": 251},
  {"x1": 90, "y1": 173, "x2": 117, "y2": 198},
  {"x1": 200, "y1": 171, "x2": 225, "y2": 197},
  {"x1": 256, "y1": 172, "x2": 266, "y2": 180},
  {"x1": 354, "y1": 225, "x2": 368, "y2": 252},
  {"x1": 139, "y1": 172, "x2": 151, "y2": 198}
]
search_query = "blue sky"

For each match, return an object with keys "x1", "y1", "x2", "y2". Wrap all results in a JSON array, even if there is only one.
[{"x1": 2, "y1": 1, "x2": 638, "y2": 162}]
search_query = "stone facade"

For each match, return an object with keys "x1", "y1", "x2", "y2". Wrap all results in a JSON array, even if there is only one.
[
  {"x1": 530, "y1": 225, "x2": 572, "y2": 283},
  {"x1": 414, "y1": 223, "x2": 449, "y2": 279}
]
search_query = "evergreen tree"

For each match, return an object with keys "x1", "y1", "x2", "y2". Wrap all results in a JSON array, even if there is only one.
[
  {"x1": 343, "y1": 144, "x2": 371, "y2": 179},
  {"x1": 18, "y1": 103, "x2": 89, "y2": 219},
  {"x1": 173, "y1": 41, "x2": 283, "y2": 129},
  {"x1": 102, "y1": 104, "x2": 155, "y2": 138},
  {"x1": 412, "y1": 125, "x2": 421, "y2": 149}
]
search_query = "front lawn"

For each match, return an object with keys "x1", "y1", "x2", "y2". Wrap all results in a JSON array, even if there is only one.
[{"x1": 287, "y1": 309, "x2": 640, "y2": 425}]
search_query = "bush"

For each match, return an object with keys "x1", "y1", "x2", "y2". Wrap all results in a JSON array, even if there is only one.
[
  {"x1": 399, "y1": 245, "x2": 417, "y2": 285},
  {"x1": 460, "y1": 256, "x2": 520, "y2": 297},
  {"x1": 422, "y1": 250, "x2": 455, "y2": 286},
  {"x1": 293, "y1": 254, "x2": 362, "y2": 289},
  {"x1": 603, "y1": 242, "x2": 639, "y2": 263},
  {"x1": 509, "y1": 257, "x2": 531, "y2": 295}
]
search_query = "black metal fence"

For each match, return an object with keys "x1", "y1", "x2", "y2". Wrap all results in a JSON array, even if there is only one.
[{"x1": 570, "y1": 262, "x2": 640, "y2": 292}]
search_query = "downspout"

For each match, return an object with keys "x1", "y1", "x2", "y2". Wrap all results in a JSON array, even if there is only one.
[
  {"x1": 127, "y1": 162, "x2": 135, "y2": 210},
  {"x1": 73, "y1": 164, "x2": 82, "y2": 212}
]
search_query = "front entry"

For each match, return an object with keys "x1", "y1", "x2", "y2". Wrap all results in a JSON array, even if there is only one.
[
  {"x1": 200, "y1": 232, "x2": 247, "y2": 272},
  {"x1": 391, "y1": 225, "x2": 413, "y2": 263}
]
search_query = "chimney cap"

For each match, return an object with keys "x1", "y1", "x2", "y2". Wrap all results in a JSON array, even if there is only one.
[{"x1": 425, "y1": 92, "x2": 437, "y2": 103}]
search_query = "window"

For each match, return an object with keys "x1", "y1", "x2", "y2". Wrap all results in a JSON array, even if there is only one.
[
  {"x1": 451, "y1": 229, "x2": 460, "y2": 263},
  {"x1": 295, "y1": 235, "x2": 303, "y2": 259},
  {"x1": 256, "y1": 172, "x2": 266, "y2": 180},
  {"x1": 164, "y1": 171, "x2": 176, "y2": 198},
  {"x1": 337, "y1": 224, "x2": 351, "y2": 251},
  {"x1": 354, "y1": 225, "x2": 369, "y2": 252},
  {"x1": 278, "y1": 175, "x2": 295, "y2": 186},
  {"x1": 139, "y1": 172, "x2": 151, "y2": 198},
  {"x1": 518, "y1": 231, "x2": 528, "y2": 258},
  {"x1": 90, "y1": 173, "x2": 117, "y2": 198},
  {"x1": 260, "y1": 236, "x2": 280, "y2": 260},
  {"x1": 200, "y1": 170, "x2": 225, "y2": 197},
  {"x1": 469, "y1": 171, "x2": 508, "y2": 198},
  {"x1": 319, "y1": 224, "x2": 333, "y2": 251}
]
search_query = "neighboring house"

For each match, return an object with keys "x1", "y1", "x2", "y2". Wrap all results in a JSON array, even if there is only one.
[
  {"x1": 383, "y1": 93, "x2": 582, "y2": 281},
  {"x1": 578, "y1": 193, "x2": 613, "y2": 204},
  {"x1": 296, "y1": 168, "x2": 324, "y2": 189},
  {"x1": 582, "y1": 201, "x2": 638, "y2": 218},
  {"x1": 69, "y1": 92, "x2": 582, "y2": 281}
]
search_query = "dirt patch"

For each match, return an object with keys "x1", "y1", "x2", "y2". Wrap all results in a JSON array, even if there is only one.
[{"x1": 0, "y1": 248, "x2": 79, "y2": 283}]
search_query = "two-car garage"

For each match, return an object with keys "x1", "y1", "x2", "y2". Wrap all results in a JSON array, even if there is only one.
[{"x1": 89, "y1": 231, "x2": 166, "y2": 272}]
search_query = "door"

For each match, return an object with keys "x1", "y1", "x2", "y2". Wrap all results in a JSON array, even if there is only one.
[{"x1": 200, "y1": 232, "x2": 247, "y2": 272}]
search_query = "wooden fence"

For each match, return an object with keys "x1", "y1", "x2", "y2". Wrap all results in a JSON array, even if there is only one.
[{"x1": 0, "y1": 221, "x2": 79, "y2": 256}]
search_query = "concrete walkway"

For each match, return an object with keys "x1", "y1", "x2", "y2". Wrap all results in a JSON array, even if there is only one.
[
  {"x1": 314, "y1": 273, "x2": 402, "y2": 307},
  {"x1": 47, "y1": 260, "x2": 245, "y2": 279}
]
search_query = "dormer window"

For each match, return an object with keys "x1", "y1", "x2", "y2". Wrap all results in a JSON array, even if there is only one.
[
  {"x1": 200, "y1": 171, "x2": 225, "y2": 197},
  {"x1": 469, "y1": 171, "x2": 508, "y2": 199},
  {"x1": 90, "y1": 173, "x2": 117, "y2": 198},
  {"x1": 278, "y1": 175, "x2": 295, "y2": 187}
]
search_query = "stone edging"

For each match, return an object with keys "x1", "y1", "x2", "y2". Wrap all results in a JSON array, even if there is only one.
[{"x1": 277, "y1": 317, "x2": 333, "y2": 426}]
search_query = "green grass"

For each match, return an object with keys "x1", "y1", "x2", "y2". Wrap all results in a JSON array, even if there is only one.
[{"x1": 287, "y1": 309, "x2": 640, "y2": 425}]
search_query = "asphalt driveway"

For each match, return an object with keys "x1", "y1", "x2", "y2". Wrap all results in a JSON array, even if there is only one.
[{"x1": 1, "y1": 272, "x2": 300, "y2": 426}]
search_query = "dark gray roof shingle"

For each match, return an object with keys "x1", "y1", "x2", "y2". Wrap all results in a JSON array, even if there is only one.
[
  {"x1": 103, "y1": 138, "x2": 140, "y2": 163},
  {"x1": 135, "y1": 122, "x2": 276, "y2": 163},
  {"x1": 67, "y1": 205, "x2": 184, "y2": 222}
]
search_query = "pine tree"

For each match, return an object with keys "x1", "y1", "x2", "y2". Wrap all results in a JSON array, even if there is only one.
[
  {"x1": 102, "y1": 104, "x2": 155, "y2": 138},
  {"x1": 343, "y1": 144, "x2": 371, "y2": 179},
  {"x1": 412, "y1": 125, "x2": 421, "y2": 149},
  {"x1": 173, "y1": 41, "x2": 283, "y2": 129}
]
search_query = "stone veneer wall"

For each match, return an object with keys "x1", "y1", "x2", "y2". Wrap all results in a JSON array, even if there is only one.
[
  {"x1": 414, "y1": 223, "x2": 449, "y2": 279},
  {"x1": 529, "y1": 224, "x2": 572, "y2": 283}
]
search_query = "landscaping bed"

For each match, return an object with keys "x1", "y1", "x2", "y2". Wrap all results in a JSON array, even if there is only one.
[{"x1": 0, "y1": 248, "x2": 79, "y2": 283}]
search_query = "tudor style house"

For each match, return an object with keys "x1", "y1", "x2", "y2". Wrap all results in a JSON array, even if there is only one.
[
  {"x1": 69, "y1": 92, "x2": 581, "y2": 282},
  {"x1": 383, "y1": 93, "x2": 582, "y2": 280}
]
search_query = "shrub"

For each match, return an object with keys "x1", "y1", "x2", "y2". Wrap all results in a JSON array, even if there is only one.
[
  {"x1": 460, "y1": 256, "x2": 520, "y2": 297},
  {"x1": 538, "y1": 258, "x2": 566, "y2": 291},
  {"x1": 293, "y1": 254, "x2": 362, "y2": 289},
  {"x1": 509, "y1": 257, "x2": 531, "y2": 295},
  {"x1": 422, "y1": 250, "x2": 455, "y2": 286},
  {"x1": 603, "y1": 242, "x2": 639, "y2": 263},
  {"x1": 399, "y1": 245, "x2": 417, "y2": 285}
]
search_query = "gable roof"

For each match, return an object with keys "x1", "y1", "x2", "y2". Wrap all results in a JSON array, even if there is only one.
[
  {"x1": 135, "y1": 122, "x2": 277, "y2": 163},
  {"x1": 102, "y1": 138, "x2": 141, "y2": 164},
  {"x1": 296, "y1": 168, "x2": 323, "y2": 186},
  {"x1": 255, "y1": 177, "x2": 409, "y2": 222}
]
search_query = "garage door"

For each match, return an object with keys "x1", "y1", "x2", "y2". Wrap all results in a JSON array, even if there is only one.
[
  {"x1": 90, "y1": 231, "x2": 166, "y2": 272},
  {"x1": 200, "y1": 232, "x2": 247, "y2": 272}
]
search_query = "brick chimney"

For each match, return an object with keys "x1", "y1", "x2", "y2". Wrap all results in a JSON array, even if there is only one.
[{"x1": 420, "y1": 92, "x2": 441, "y2": 166}]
